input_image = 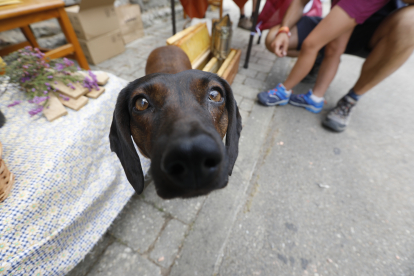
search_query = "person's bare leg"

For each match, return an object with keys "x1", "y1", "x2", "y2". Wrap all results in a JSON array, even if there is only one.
[
  {"x1": 312, "y1": 29, "x2": 353, "y2": 97},
  {"x1": 265, "y1": 24, "x2": 299, "y2": 56},
  {"x1": 352, "y1": 6, "x2": 414, "y2": 95},
  {"x1": 283, "y1": 6, "x2": 357, "y2": 91},
  {"x1": 240, "y1": 6, "x2": 245, "y2": 16}
]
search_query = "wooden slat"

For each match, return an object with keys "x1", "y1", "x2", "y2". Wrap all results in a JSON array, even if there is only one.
[
  {"x1": 58, "y1": 95, "x2": 88, "y2": 111},
  {"x1": 191, "y1": 49, "x2": 210, "y2": 70},
  {"x1": 43, "y1": 44, "x2": 74, "y2": 60},
  {"x1": 166, "y1": 23, "x2": 200, "y2": 45},
  {"x1": 0, "y1": 9, "x2": 59, "y2": 32},
  {"x1": 222, "y1": 49, "x2": 241, "y2": 85},
  {"x1": 0, "y1": 41, "x2": 30, "y2": 56},
  {"x1": 203, "y1": 57, "x2": 220, "y2": 73},
  {"x1": 217, "y1": 49, "x2": 236, "y2": 77},
  {"x1": 176, "y1": 23, "x2": 210, "y2": 63},
  {"x1": 86, "y1": 86, "x2": 105, "y2": 99},
  {"x1": 42, "y1": 93, "x2": 68, "y2": 122}
]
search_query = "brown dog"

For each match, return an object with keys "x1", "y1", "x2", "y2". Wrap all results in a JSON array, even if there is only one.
[{"x1": 109, "y1": 46, "x2": 242, "y2": 199}]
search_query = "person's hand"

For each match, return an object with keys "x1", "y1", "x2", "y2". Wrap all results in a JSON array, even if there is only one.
[{"x1": 271, "y1": 32, "x2": 289, "y2": 57}]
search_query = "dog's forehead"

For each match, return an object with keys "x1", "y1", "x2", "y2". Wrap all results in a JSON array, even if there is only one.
[{"x1": 130, "y1": 70, "x2": 224, "y2": 98}]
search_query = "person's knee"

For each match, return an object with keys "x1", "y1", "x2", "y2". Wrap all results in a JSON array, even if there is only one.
[
  {"x1": 389, "y1": 6, "x2": 414, "y2": 47},
  {"x1": 301, "y1": 36, "x2": 320, "y2": 54},
  {"x1": 265, "y1": 25, "x2": 280, "y2": 53},
  {"x1": 324, "y1": 41, "x2": 345, "y2": 58}
]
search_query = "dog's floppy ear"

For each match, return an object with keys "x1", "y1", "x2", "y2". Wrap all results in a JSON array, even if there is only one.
[
  {"x1": 109, "y1": 87, "x2": 144, "y2": 194},
  {"x1": 222, "y1": 79, "x2": 242, "y2": 176}
]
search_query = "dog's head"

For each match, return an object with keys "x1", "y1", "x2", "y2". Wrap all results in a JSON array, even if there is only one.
[{"x1": 109, "y1": 70, "x2": 242, "y2": 199}]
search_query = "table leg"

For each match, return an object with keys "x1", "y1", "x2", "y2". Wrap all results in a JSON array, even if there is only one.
[
  {"x1": 20, "y1": 25, "x2": 40, "y2": 48},
  {"x1": 56, "y1": 7, "x2": 90, "y2": 70}
]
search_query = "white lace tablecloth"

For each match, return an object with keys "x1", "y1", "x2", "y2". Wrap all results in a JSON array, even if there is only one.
[{"x1": 0, "y1": 73, "x2": 150, "y2": 275}]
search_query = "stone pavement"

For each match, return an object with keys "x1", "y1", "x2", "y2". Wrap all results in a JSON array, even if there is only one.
[{"x1": 67, "y1": 1, "x2": 414, "y2": 275}]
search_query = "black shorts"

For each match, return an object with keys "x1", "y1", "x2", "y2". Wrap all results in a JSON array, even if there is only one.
[{"x1": 296, "y1": 1, "x2": 399, "y2": 58}]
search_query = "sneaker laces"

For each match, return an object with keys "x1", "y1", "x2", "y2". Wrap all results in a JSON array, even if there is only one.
[{"x1": 333, "y1": 97, "x2": 355, "y2": 117}]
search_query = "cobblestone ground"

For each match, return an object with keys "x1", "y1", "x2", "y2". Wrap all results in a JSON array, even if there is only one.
[{"x1": 67, "y1": 1, "x2": 276, "y2": 275}]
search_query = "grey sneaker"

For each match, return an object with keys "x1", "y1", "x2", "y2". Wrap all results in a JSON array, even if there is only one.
[
  {"x1": 238, "y1": 17, "x2": 252, "y2": 30},
  {"x1": 322, "y1": 96, "x2": 356, "y2": 132}
]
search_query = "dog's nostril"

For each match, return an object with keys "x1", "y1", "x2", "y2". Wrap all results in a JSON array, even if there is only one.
[
  {"x1": 168, "y1": 162, "x2": 186, "y2": 176},
  {"x1": 204, "y1": 157, "x2": 220, "y2": 168}
]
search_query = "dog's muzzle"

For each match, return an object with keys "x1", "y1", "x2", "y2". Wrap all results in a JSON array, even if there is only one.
[{"x1": 161, "y1": 134, "x2": 223, "y2": 189}]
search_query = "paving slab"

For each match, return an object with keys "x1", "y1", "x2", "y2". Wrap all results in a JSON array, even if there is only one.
[
  {"x1": 87, "y1": 242, "x2": 162, "y2": 276},
  {"x1": 141, "y1": 183, "x2": 206, "y2": 225},
  {"x1": 149, "y1": 219, "x2": 188, "y2": 268},
  {"x1": 67, "y1": 234, "x2": 115, "y2": 276},
  {"x1": 108, "y1": 195, "x2": 166, "y2": 253}
]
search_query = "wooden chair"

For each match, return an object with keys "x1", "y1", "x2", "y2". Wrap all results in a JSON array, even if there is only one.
[{"x1": 0, "y1": 0, "x2": 90, "y2": 70}]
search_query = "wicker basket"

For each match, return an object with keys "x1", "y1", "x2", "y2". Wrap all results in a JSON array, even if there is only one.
[{"x1": 0, "y1": 141, "x2": 14, "y2": 202}]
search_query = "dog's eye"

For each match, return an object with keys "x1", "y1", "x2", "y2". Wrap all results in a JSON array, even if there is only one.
[
  {"x1": 135, "y1": 97, "x2": 149, "y2": 111},
  {"x1": 208, "y1": 90, "x2": 222, "y2": 102}
]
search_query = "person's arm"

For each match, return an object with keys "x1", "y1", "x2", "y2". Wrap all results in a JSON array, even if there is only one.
[
  {"x1": 281, "y1": 0, "x2": 311, "y2": 30},
  {"x1": 271, "y1": 0, "x2": 311, "y2": 57}
]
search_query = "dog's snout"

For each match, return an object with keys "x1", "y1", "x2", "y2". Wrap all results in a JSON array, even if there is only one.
[{"x1": 161, "y1": 134, "x2": 223, "y2": 189}]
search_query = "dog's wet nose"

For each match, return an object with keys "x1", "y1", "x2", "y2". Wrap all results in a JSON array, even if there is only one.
[{"x1": 161, "y1": 134, "x2": 223, "y2": 188}]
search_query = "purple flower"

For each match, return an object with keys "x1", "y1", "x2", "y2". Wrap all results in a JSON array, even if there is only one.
[
  {"x1": 31, "y1": 96, "x2": 49, "y2": 104},
  {"x1": 54, "y1": 81, "x2": 58, "y2": 84},
  {"x1": 44, "y1": 91, "x2": 48, "y2": 94},
  {"x1": 82, "y1": 71, "x2": 99, "y2": 92},
  {"x1": 55, "y1": 63, "x2": 65, "y2": 71},
  {"x1": 29, "y1": 106, "x2": 44, "y2": 117},
  {"x1": 59, "y1": 94, "x2": 70, "y2": 101},
  {"x1": 63, "y1": 57, "x2": 74, "y2": 67},
  {"x1": 45, "y1": 82, "x2": 50, "y2": 86},
  {"x1": 7, "y1": 101, "x2": 22, "y2": 107},
  {"x1": 23, "y1": 65, "x2": 29, "y2": 69},
  {"x1": 47, "y1": 75, "x2": 53, "y2": 79},
  {"x1": 32, "y1": 88, "x2": 36, "y2": 92}
]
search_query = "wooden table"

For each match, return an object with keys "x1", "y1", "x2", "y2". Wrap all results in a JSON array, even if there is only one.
[{"x1": 0, "y1": 0, "x2": 90, "y2": 70}]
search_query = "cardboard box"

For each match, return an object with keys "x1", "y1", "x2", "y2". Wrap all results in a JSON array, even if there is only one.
[
  {"x1": 65, "y1": 0, "x2": 119, "y2": 40},
  {"x1": 78, "y1": 29, "x2": 125, "y2": 65},
  {"x1": 115, "y1": 4, "x2": 145, "y2": 45}
]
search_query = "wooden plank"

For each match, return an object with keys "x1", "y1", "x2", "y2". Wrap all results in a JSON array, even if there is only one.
[
  {"x1": 175, "y1": 23, "x2": 210, "y2": 63},
  {"x1": 0, "y1": 41, "x2": 30, "y2": 56},
  {"x1": 86, "y1": 86, "x2": 105, "y2": 99},
  {"x1": 42, "y1": 93, "x2": 68, "y2": 122},
  {"x1": 203, "y1": 57, "x2": 220, "y2": 73},
  {"x1": 217, "y1": 49, "x2": 236, "y2": 77},
  {"x1": 0, "y1": 10, "x2": 59, "y2": 32},
  {"x1": 78, "y1": 71, "x2": 109, "y2": 86},
  {"x1": 52, "y1": 81, "x2": 88, "y2": 99},
  {"x1": 43, "y1": 44, "x2": 74, "y2": 60},
  {"x1": 191, "y1": 49, "x2": 210, "y2": 70},
  {"x1": 222, "y1": 49, "x2": 241, "y2": 85},
  {"x1": 58, "y1": 95, "x2": 88, "y2": 111},
  {"x1": 166, "y1": 23, "x2": 200, "y2": 45}
]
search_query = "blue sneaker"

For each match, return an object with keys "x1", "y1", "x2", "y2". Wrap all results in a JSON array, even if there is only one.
[
  {"x1": 257, "y1": 84, "x2": 291, "y2": 106},
  {"x1": 289, "y1": 90, "x2": 324, "y2": 113}
]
